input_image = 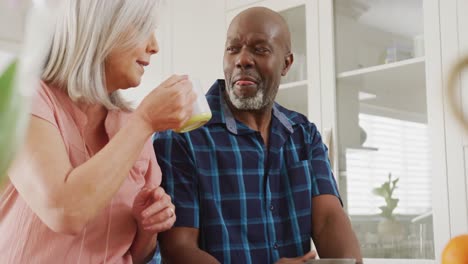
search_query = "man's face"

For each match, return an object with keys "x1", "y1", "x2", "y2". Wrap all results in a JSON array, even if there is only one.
[{"x1": 223, "y1": 17, "x2": 291, "y2": 110}]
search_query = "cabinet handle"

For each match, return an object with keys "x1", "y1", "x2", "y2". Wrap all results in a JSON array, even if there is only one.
[{"x1": 447, "y1": 55, "x2": 468, "y2": 132}]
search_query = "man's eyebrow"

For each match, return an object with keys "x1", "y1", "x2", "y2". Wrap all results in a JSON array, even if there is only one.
[{"x1": 226, "y1": 36, "x2": 239, "y2": 41}]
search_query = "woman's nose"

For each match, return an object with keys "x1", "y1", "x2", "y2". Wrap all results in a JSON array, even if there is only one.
[{"x1": 147, "y1": 32, "x2": 159, "y2": 55}]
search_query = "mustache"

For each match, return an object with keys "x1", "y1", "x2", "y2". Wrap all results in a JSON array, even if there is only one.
[{"x1": 231, "y1": 72, "x2": 261, "y2": 84}]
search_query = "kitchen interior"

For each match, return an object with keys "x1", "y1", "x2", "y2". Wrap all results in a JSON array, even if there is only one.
[{"x1": 1, "y1": 0, "x2": 468, "y2": 263}]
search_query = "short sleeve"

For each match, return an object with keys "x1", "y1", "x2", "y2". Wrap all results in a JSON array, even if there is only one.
[
  {"x1": 30, "y1": 82, "x2": 58, "y2": 128},
  {"x1": 153, "y1": 131, "x2": 200, "y2": 229},
  {"x1": 308, "y1": 124, "x2": 342, "y2": 203}
]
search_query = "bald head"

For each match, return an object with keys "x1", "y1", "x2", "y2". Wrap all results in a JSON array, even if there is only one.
[
  {"x1": 228, "y1": 7, "x2": 291, "y2": 53},
  {"x1": 223, "y1": 7, "x2": 294, "y2": 111}
]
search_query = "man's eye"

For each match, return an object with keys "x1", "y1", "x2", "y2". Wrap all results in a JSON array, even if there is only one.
[
  {"x1": 256, "y1": 47, "x2": 270, "y2": 53},
  {"x1": 226, "y1": 47, "x2": 239, "y2": 53}
]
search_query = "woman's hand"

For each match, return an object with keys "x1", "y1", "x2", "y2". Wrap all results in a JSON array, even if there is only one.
[
  {"x1": 132, "y1": 185, "x2": 176, "y2": 235},
  {"x1": 135, "y1": 74, "x2": 197, "y2": 132},
  {"x1": 274, "y1": 251, "x2": 316, "y2": 263}
]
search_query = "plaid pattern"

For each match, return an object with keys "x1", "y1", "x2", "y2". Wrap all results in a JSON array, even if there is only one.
[{"x1": 153, "y1": 80, "x2": 340, "y2": 264}]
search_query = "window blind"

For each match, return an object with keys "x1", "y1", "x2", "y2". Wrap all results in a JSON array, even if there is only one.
[{"x1": 345, "y1": 113, "x2": 431, "y2": 215}]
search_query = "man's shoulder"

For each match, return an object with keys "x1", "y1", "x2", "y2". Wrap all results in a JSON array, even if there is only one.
[{"x1": 274, "y1": 102, "x2": 317, "y2": 130}]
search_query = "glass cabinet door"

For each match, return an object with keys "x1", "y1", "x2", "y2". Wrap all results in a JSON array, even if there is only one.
[
  {"x1": 276, "y1": 4, "x2": 309, "y2": 118},
  {"x1": 333, "y1": 0, "x2": 435, "y2": 260}
]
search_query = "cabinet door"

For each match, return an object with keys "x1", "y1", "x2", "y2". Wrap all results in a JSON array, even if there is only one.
[
  {"x1": 319, "y1": 0, "x2": 448, "y2": 262},
  {"x1": 439, "y1": 0, "x2": 468, "y2": 239}
]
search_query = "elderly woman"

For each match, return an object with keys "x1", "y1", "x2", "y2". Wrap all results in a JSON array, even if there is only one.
[{"x1": 0, "y1": 0, "x2": 195, "y2": 263}]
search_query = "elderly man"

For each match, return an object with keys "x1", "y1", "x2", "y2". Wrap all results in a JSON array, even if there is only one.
[{"x1": 153, "y1": 6, "x2": 362, "y2": 264}]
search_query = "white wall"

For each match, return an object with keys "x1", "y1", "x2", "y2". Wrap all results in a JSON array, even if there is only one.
[
  {"x1": 122, "y1": 0, "x2": 226, "y2": 107},
  {"x1": 170, "y1": 0, "x2": 226, "y2": 90}
]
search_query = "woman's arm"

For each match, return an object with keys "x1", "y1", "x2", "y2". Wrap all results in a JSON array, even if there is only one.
[
  {"x1": 130, "y1": 186, "x2": 176, "y2": 264},
  {"x1": 8, "y1": 75, "x2": 195, "y2": 235}
]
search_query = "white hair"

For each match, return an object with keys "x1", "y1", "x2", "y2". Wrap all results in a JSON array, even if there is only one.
[
  {"x1": 227, "y1": 88, "x2": 267, "y2": 110},
  {"x1": 42, "y1": 0, "x2": 160, "y2": 110}
]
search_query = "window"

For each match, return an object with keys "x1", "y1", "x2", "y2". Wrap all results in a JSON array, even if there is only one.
[{"x1": 346, "y1": 113, "x2": 431, "y2": 216}]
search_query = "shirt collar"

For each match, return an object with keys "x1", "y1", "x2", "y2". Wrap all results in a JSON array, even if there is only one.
[
  {"x1": 206, "y1": 80, "x2": 294, "y2": 134},
  {"x1": 51, "y1": 84, "x2": 127, "y2": 139}
]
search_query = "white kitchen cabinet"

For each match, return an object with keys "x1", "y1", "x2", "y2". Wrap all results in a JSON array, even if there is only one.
[
  {"x1": 226, "y1": 0, "x2": 454, "y2": 263},
  {"x1": 322, "y1": 1, "x2": 443, "y2": 262},
  {"x1": 437, "y1": 0, "x2": 468, "y2": 240}
]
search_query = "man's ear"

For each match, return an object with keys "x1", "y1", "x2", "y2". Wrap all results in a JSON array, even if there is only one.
[{"x1": 281, "y1": 52, "x2": 294, "y2": 76}]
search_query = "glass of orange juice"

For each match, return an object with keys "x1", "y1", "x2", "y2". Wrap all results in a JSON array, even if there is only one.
[{"x1": 173, "y1": 77, "x2": 212, "y2": 133}]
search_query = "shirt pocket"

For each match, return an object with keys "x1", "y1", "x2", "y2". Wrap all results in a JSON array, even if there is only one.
[
  {"x1": 282, "y1": 160, "x2": 313, "y2": 230},
  {"x1": 285, "y1": 160, "x2": 313, "y2": 201}
]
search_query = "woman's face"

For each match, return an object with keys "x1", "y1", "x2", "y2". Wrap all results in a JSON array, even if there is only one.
[{"x1": 105, "y1": 32, "x2": 159, "y2": 93}]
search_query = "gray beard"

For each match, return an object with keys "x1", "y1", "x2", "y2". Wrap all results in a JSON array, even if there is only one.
[{"x1": 227, "y1": 87, "x2": 267, "y2": 110}]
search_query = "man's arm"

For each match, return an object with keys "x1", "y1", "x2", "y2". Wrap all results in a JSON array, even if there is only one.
[
  {"x1": 130, "y1": 231, "x2": 157, "y2": 264},
  {"x1": 154, "y1": 131, "x2": 219, "y2": 263},
  {"x1": 311, "y1": 194, "x2": 362, "y2": 263},
  {"x1": 159, "y1": 227, "x2": 220, "y2": 264}
]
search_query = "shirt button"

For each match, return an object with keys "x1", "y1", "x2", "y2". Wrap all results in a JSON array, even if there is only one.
[
  {"x1": 269, "y1": 204, "x2": 274, "y2": 211},
  {"x1": 273, "y1": 242, "x2": 279, "y2": 250}
]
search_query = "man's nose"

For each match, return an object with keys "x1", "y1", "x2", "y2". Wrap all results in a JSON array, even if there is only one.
[{"x1": 235, "y1": 48, "x2": 254, "y2": 69}]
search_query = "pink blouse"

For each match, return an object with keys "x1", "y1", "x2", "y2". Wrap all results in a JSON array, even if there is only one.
[{"x1": 0, "y1": 82, "x2": 162, "y2": 263}]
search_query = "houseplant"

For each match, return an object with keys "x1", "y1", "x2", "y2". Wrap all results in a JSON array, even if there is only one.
[{"x1": 373, "y1": 173, "x2": 405, "y2": 237}]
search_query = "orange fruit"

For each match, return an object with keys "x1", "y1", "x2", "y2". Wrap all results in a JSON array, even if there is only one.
[{"x1": 442, "y1": 234, "x2": 468, "y2": 264}]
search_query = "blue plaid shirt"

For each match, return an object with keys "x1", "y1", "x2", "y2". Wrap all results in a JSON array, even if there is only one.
[{"x1": 153, "y1": 80, "x2": 340, "y2": 264}]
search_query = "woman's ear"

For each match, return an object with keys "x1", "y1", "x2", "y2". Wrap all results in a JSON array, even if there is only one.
[{"x1": 281, "y1": 52, "x2": 294, "y2": 76}]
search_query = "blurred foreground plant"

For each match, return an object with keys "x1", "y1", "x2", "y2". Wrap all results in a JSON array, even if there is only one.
[
  {"x1": 0, "y1": 1, "x2": 58, "y2": 188},
  {"x1": 0, "y1": 60, "x2": 20, "y2": 186}
]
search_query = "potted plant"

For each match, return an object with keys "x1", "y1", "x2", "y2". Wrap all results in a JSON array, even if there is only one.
[{"x1": 372, "y1": 173, "x2": 405, "y2": 238}]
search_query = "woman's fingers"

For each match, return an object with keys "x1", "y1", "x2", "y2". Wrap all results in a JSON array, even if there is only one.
[
  {"x1": 301, "y1": 251, "x2": 316, "y2": 260},
  {"x1": 274, "y1": 251, "x2": 316, "y2": 264},
  {"x1": 142, "y1": 191, "x2": 171, "y2": 217},
  {"x1": 159, "y1": 74, "x2": 188, "y2": 89},
  {"x1": 136, "y1": 76, "x2": 196, "y2": 132},
  {"x1": 142, "y1": 206, "x2": 176, "y2": 227},
  {"x1": 142, "y1": 210, "x2": 176, "y2": 232}
]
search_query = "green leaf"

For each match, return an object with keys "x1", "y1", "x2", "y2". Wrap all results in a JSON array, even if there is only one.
[
  {"x1": 382, "y1": 182, "x2": 390, "y2": 191},
  {"x1": 0, "y1": 60, "x2": 17, "y2": 110},
  {"x1": 0, "y1": 60, "x2": 20, "y2": 178},
  {"x1": 372, "y1": 187, "x2": 385, "y2": 197},
  {"x1": 387, "y1": 198, "x2": 399, "y2": 212}
]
